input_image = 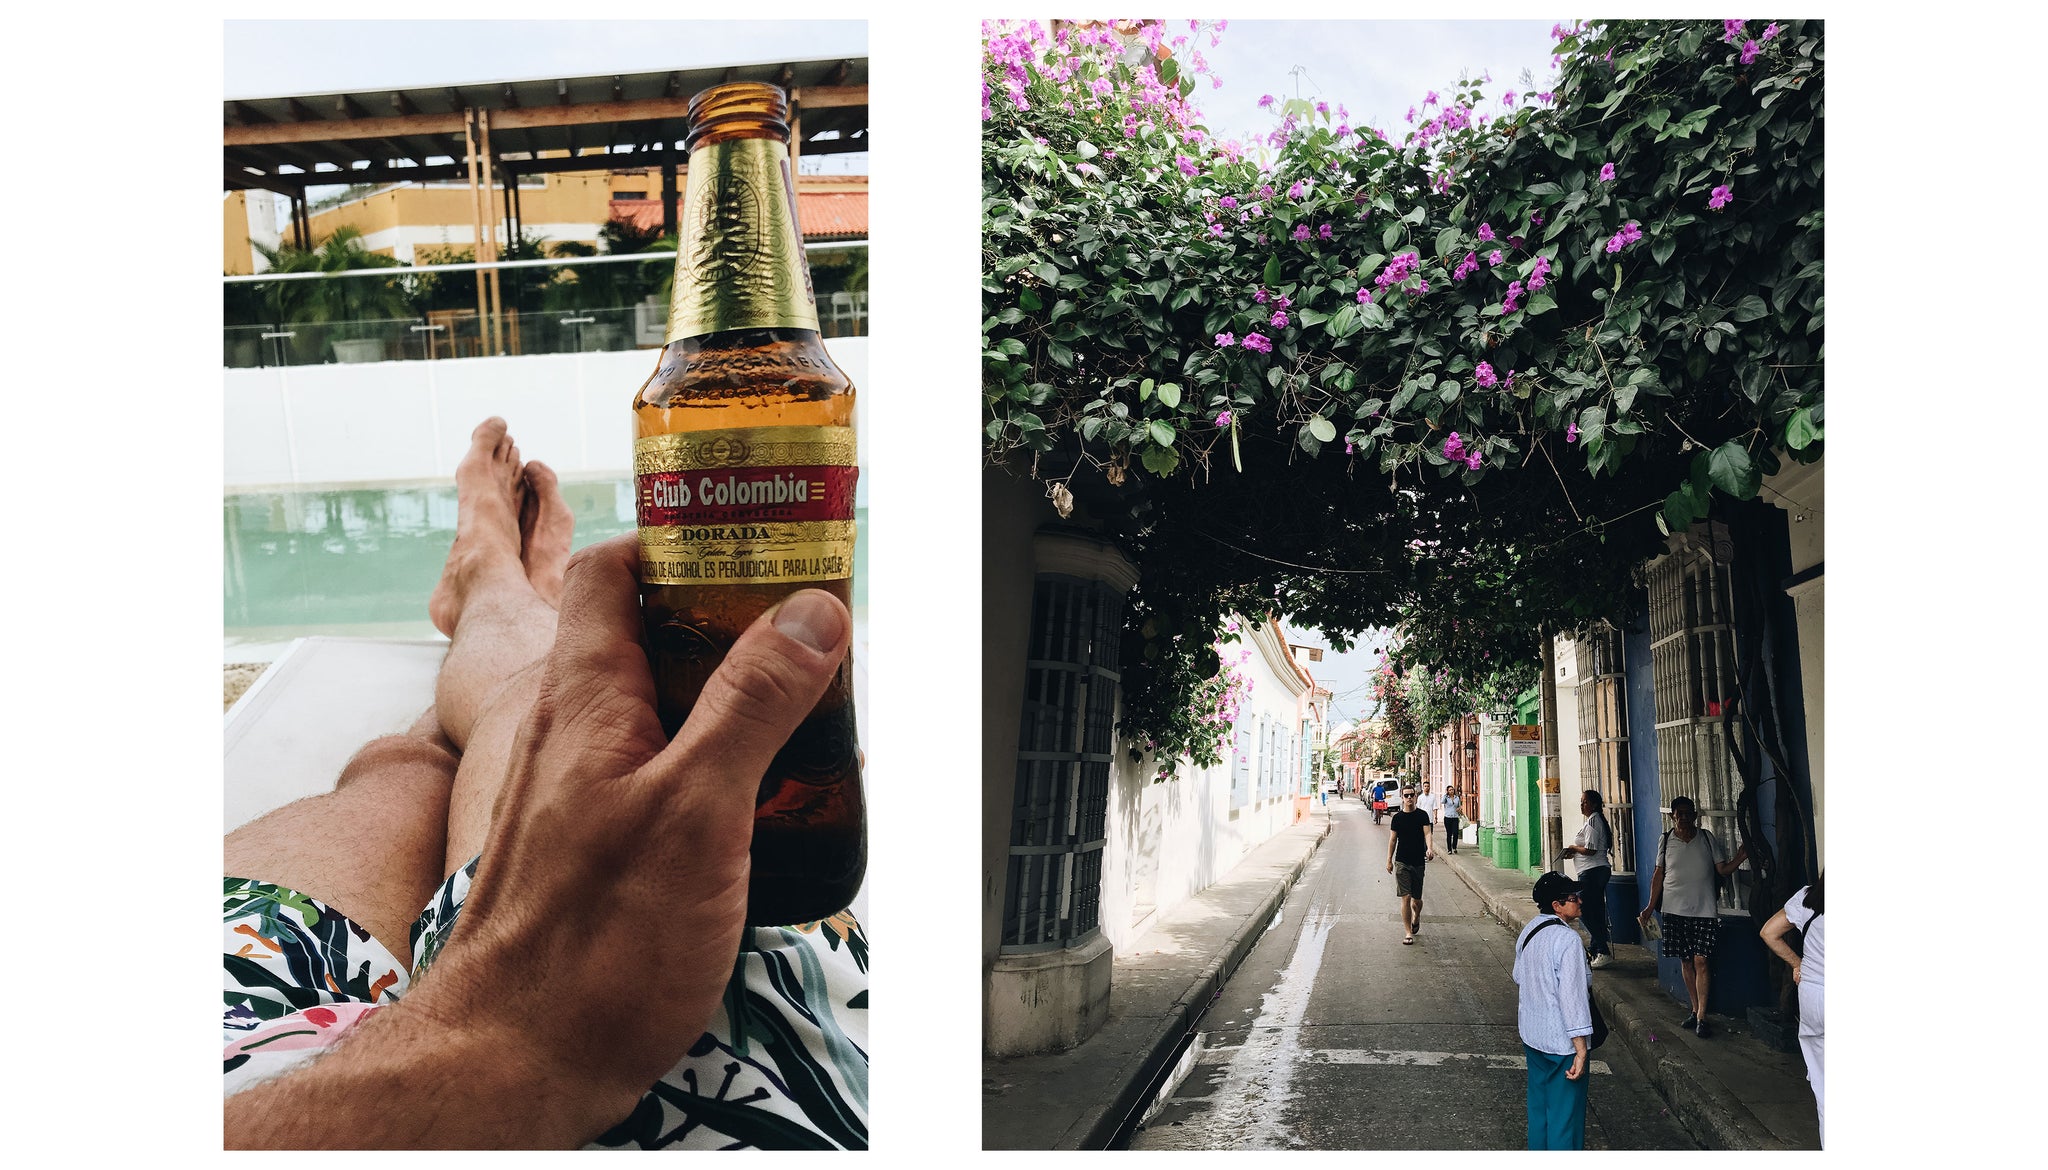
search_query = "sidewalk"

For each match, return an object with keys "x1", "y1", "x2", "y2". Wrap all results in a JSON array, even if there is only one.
[
  {"x1": 982, "y1": 805, "x2": 1821, "y2": 1150},
  {"x1": 982, "y1": 810, "x2": 1334, "y2": 1149},
  {"x1": 1437, "y1": 844, "x2": 1821, "y2": 1151}
]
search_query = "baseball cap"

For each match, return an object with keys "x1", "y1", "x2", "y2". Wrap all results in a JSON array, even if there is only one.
[{"x1": 1531, "y1": 871, "x2": 1583, "y2": 909}]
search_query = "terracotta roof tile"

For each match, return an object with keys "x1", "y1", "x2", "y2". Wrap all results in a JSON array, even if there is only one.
[{"x1": 608, "y1": 191, "x2": 866, "y2": 241}]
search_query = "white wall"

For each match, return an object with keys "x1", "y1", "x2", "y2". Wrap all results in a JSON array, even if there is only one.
[
  {"x1": 224, "y1": 337, "x2": 869, "y2": 489},
  {"x1": 1097, "y1": 619, "x2": 1308, "y2": 950}
]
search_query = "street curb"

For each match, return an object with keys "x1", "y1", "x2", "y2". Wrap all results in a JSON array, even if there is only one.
[
  {"x1": 1073, "y1": 817, "x2": 1333, "y2": 1149},
  {"x1": 1439, "y1": 853, "x2": 1790, "y2": 1152}
]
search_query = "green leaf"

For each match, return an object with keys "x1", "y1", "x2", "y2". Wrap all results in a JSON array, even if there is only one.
[
  {"x1": 1651, "y1": 236, "x2": 1676, "y2": 266},
  {"x1": 1148, "y1": 420, "x2": 1176, "y2": 447},
  {"x1": 1615, "y1": 385, "x2": 1638, "y2": 414},
  {"x1": 1308, "y1": 416, "x2": 1337, "y2": 442},
  {"x1": 1263, "y1": 255, "x2": 1282, "y2": 286},
  {"x1": 1019, "y1": 287, "x2": 1043, "y2": 311},
  {"x1": 1156, "y1": 382, "x2": 1183, "y2": 410},
  {"x1": 1297, "y1": 307, "x2": 1330, "y2": 328},
  {"x1": 1141, "y1": 444, "x2": 1181, "y2": 475},
  {"x1": 1729, "y1": 295, "x2": 1770, "y2": 323},
  {"x1": 1527, "y1": 293, "x2": 1558, "y2": 316},
  {"x1": 1786, "y1": 406, "x2": 1823, "y2": 450},
  {"x1": 1435, "y1": 226, "x2": 1463, "y2": 260},
  {"x1": 1708, "y1": 441, "x2": 1761, "y2": 498},
  {"x1": 1438, "y1": 381, "x2": 1461, "y2": 403},
  {"x1": 1047, "y1": 340, "x2": 1074, "y2": 368},
  {"x1": 1663, "y1": 489, "x2": 1698, "y2": 534},
  {"x1": 1034, "y1": 262, "x2": 1059, "y2": 285},
  {"x1": 1139, "y1": 378, "x2": 1154, "y2": 401},
  {"x1": 1075, "y1": 139, "x2": 1099, "y2": 159},
  {"x1": 1049, "y1": 299, "x2": 1076, "y2": 323},
  {"x1": 1382, "y1": 224, "x2": 1402, "y2": 252}
]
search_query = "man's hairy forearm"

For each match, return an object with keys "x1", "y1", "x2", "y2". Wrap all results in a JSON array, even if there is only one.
[{"x1": 224, "y1": 994, "x2": 625, "y2": 1149}]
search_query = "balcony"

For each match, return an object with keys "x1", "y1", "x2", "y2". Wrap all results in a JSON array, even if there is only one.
[{"x1": 223, "y1": 241, "x2": 868, "y2": 368}]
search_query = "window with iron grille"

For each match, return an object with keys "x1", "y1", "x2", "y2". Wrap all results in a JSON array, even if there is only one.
[
  {"x1": 1573, "y1": 626, "x2": 1635, "y2": 875},
  {"x1": 1001, "y1": 574, "x2": 1125, "y2": 952},
  {"x1": 1646, "y1": 536, "x2": 1750, "y2": 914}
]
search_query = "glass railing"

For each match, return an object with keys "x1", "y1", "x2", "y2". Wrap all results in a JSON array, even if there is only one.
[{"x1": 223, "y1": 242, "x2": 868, "y2": 368}]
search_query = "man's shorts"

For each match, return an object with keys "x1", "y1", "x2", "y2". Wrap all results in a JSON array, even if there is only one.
[
  {"x1": 1395, "y1": 861, "x2": 1426, "y2": 899},
  {"x1": 223, "y1": 857, "x2": 870, "y2": 1149},
  {"x1": 1661, "y1": 912, "x2": 1720, "y2": 959}
]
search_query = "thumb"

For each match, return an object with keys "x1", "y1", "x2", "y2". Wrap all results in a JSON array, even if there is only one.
[{"x1": 647, "y1": 589, "x2": 851, "y2": 813}]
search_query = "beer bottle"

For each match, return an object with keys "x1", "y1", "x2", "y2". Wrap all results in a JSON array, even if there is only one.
[{"x1": 632, "y1": 82, "x2": 863, "y2": 927}]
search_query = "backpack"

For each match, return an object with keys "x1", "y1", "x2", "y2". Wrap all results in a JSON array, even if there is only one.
[
  {"x1": 1659, "y1": 828, "x2": 1730, "y2": 901},
  {"x1": 1521, "y1": 918, "x2": 1608, "y2": 1050}
]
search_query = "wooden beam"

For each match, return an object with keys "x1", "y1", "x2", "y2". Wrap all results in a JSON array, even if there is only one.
[
  {"x1": 226, "y1": 94, "x2": 812, "y2": 149},
  {"x1": 792, "y1": 85, "x2": 866, "y2": 111}
]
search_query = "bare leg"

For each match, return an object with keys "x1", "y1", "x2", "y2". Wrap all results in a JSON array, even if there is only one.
[
  {"x1": 1678, "y1": 954, "x2": 1702, "y2": 1017},
  {"x1": 224, "y1": 706, "x2": 457, "y2": 960},
  {"x1": 427, "y1": 419, "x2": 557, "y2": 753},
  {"x1": 1692, "y1": 956, "x2": 1712, "y2": 1020},
  {"x1": 433, "y1": 446, "x2": 578, "y2": 876}
]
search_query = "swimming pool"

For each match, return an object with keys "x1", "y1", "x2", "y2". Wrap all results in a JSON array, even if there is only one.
[{"x1": 225, "y1": 480, "x2": 867, "y2": 661}]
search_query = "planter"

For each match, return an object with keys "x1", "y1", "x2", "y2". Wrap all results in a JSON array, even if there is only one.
[{"x1": 333, "y1": 338, "x2": 384, "y2": 364}]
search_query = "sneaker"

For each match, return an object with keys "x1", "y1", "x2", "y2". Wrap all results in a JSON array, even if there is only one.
[
  {"x1": 1695, "y1": 1020, "x2": 1712, "y2": 1039},
  {"x1": 1679, "y1": 1013, "x2": 1699, "y2": 1030},
  {"x1": 1589, "y1": 953, "x2": 1613, "y2": 970}
]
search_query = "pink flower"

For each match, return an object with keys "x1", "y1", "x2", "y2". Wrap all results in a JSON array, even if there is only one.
[
  {"x1": 1288, "y1": 180, "x2": 1306, "y2": 199},
  {"x1": 1474, "y1": 361, "x2": 1497, "y2": 388},
  {"x1": 1259, "y1": 94, "x2": 1276, "y2": 109},
  {"x1": 1599, "y1": 162, "x2": 1616, "y2": 182},
  {"x1": 1318, "y1": 223, "x2": 1334, "y2": 240},
  {"x1": 1762, "y1": 21, "x2": 1782, "y2": 40},
  {"x1": 1477, "y1": 222, "x2": 1496, "y2": 241},
  {"x1": 1254, "y1": 288, "x2": 1269, "y2": 304},
  {"x1": 1292, "y1": 223, "x2": 1312, "y2": 242},
  {"x1": 1216, "y1": 331, "x2": 1236, "y2": 347},
  {"x1": 1221, "y1": 195, "x2": 1239, "y2": 210},
  {"x1": 1566, "y1": 422, "x2": 1580, "y2": 443},
  {"x1": 1242, "y1": 333, "x2": 1273, "y2": 353},
  {"x1": 1709, "y1": 183, "x2": 1733, "y2": 210},
  {"x1": 1207, "y1": 222, "x2": 1226, "y2": 237},
  {"x1": 1488, "y1": 250, "x2": 1504, "y2": 266},
  {"x1": 1740, "y1": 39, "x2": 1761, "y2": 65},
  {"x1": 1465, "y1": 450, "x2": 1482, "y2": 470},
  {"x1": 1215, "y1": 410, "x2": 1233, "y2": 427},
  {"x1": 1356, "y1": 287, "x2": 1372, "y2": 304},
  {"x1": 1270, "y1": 310, "x2": 1289, "y2": 328}
]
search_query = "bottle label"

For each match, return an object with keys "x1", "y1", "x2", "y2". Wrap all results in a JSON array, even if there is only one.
[
  {"x1": 666, "y1": 137, "x2": 819, "y2": 340},
  {"x1": 635, "y1": 425, "x2": 856, "y2": 586}
]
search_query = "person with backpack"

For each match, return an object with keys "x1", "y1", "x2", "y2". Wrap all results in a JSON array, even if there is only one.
[
  {"x1": 1515, "y1": 872, "x2": 1596, "y2": 1150},
  {"x1": 1760, "y1": 873, "x2": 1825, "y2": 1146},
  {"x1": 1371, "y1": 780, "x2": 1388, "y2": 824},
  {"x1": 1636, "y1": 796, "x2": 1749, "y2": 1038}
]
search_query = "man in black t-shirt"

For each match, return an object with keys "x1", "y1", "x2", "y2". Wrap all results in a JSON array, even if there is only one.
[{"x1": 1385, "y1": 785, "x2": 1436, "y2": 945}]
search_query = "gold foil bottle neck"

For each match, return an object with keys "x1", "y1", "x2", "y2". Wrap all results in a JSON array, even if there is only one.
[{"x1": 666, "y1": 83, "x2": 819, "y2": 340}]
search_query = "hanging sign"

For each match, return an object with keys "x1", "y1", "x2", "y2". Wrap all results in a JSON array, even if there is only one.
[{"x1": 1508, "y1": 724, "x2": 1542, "y2": 757}]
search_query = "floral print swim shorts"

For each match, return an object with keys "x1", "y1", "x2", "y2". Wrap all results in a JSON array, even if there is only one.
[{"x1": 223, "y1": 859, "x2": 869, "y2": 1149}]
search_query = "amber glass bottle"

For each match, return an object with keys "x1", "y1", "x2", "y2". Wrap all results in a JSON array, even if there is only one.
[{"x1": 632, "y1": 82, "x2": 863, "y2": 927}]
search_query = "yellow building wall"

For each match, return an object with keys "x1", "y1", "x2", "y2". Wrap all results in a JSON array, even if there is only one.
[
  {"x1": 224, "y1": 191, "x2": 252, "y2": 275},
  {"x1": 307, "y1": 171, "x2": 619, "y2": 257}
]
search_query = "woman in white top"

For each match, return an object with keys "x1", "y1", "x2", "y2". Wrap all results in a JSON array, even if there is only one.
[{"x1": 1760, "y1": 874, "x2": 1824, "y2": 1147}]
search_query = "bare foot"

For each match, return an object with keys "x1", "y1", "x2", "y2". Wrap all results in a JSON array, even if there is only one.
[
  {"x1": 428, "y1": 418, "x2": 535, "y2": 637},
  {"x1": 518, "y1": 461, "x2": 575, "y2": 608}
]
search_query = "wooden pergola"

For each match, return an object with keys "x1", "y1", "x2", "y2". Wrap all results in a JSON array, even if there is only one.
[{"x1": 225, "y1": 57, "x2": 867, "y2": 352}]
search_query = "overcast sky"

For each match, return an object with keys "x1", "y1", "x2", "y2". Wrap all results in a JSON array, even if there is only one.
[{"x1": 1192, "y1": 20, "x2": 1562, "y2": 151}]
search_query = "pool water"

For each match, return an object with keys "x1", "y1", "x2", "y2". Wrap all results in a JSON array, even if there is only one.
[{"x1": 225, "y1": 480, "x2": 867, "y2": 660}]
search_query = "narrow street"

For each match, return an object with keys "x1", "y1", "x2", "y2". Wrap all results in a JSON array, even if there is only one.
[{"x1": 1123, "y1": 800, "x2": 1698, "y2": 1150}]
